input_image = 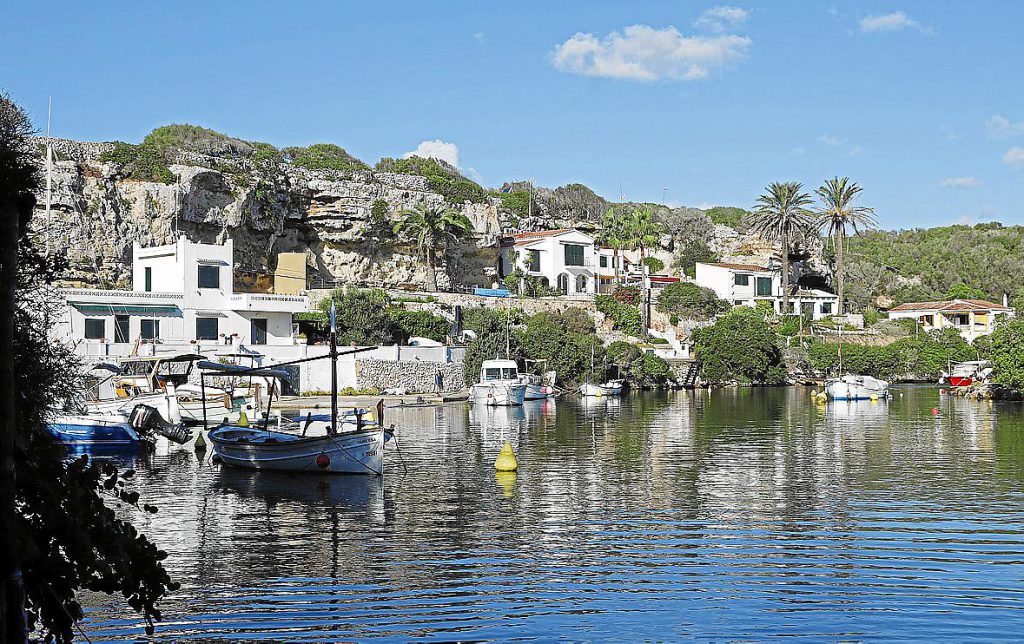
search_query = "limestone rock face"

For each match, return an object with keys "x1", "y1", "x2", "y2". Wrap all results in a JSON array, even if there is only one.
[{"x1": 33, "y1": 139, "x2": 501, "y2": 290}]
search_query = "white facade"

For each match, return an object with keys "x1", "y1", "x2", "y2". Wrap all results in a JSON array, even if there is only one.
[
  {"x1": 888, "y1": 299, "x2": 1015, "y2": 342},
  {"x1": 501, "y1": 228, "x2": 597, "y2": 296},
  {"x1": 59, "y1": 237, "x2": 307, "y2": 349},
  {"x1": 694, "y1": 262, "x2": 838, "y2": 320}
]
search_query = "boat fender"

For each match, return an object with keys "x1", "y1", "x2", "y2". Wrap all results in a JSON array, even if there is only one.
[
  {"x1": 495, "y1": 442, "x2": 518, "y2": 472},
  {"x1": 315, "y1": 452, "x2": 331, "y2": 468},
  {"x1": 931, "y1": 408, "x2": 939, "y2": 415}
]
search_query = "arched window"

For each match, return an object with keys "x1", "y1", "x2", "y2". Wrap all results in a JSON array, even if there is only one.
[
  {"x1": 576, "y1": 274, "x2": 588, "y2": 293},
  {"x1": 557, "y1": 273, "x2": 569, "y2": 294}
]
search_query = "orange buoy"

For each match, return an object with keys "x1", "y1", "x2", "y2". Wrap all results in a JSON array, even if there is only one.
[{"x1": 931, "y1": 407, "x2": 939, "y2": 415}]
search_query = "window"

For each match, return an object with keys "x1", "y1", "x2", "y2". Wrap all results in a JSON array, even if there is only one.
[
  {"x1": 502, "y1": 368, "x2": 518, "y2": 379},
  {"x1": 576, "y1": 274, "x2": 588, "y2": 293},
  {"x1": 564, "y1": 244, "x2": 584, "y2": 267},
  {"x1": 484, "y1": 368, "x2": 501, "y2": 381},
  {"x1": 755, "y1": 276, "x2": 772, "y2": 297},
  {"x1": 144, "y1": 266, "x2": 152, "y2": 292},
  {"x1": 734, "y1": 300, "x2": 745, "y2": 306},
  {"x1": 197, "y1": 265, "x2": 220, "y2": 289},
  {"x1": 820, "y1": 302, "x2": 832, "y2": 315},
  {"x1": 114, "y1": 315, "x2": 129, "y2": 343},
  {"x1": 527, "y1": 249, "x2": 540, "y2": 272},
  {"x1": 734, "y1": 273, "x2": 750, "y2": 286},
  {"x1": 557, "y1": 273, "x2": 569, "y2": 294},
  {"x1": 140, "y1": 319, "x2": 160, "y2": 340},
  {"x1": 84, "y1": 318, "x2": 105, "y2": 340},
  {"x1": 196, "y1": 317, "x2": 219, "y2": 340},
  {"x1": 600, "y1": 255, "x2": 608, "y2": 268}
]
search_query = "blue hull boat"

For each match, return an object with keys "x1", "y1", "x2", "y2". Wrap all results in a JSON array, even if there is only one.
[{"x1": 48, "y1": 415, "x2": 143, "y2": 446}]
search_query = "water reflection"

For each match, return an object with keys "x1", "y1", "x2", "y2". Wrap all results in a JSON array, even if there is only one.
[{"x1": 82, "y1": 386, "x2": 1024, "y2": 641}]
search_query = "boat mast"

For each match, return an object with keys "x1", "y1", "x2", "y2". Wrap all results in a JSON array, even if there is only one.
[
  {"x1": 44, "y1": 96, "x2": 52, "y2": 257},
  {"x1": 838, "y1": 324, "x2": 843, "y2": 374},
  {"x1": 330, "y1": 298, "x2": 338, "y2": 435}
]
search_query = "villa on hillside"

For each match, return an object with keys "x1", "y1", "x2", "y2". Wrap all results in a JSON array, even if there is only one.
[
  {"x1": 694, "y1": 261, "x2": 839, "y2": 320},
  {"x1": 888, "y1": 299, "x2": 1014, "y2": 342},
  {"x1": 499, "y1": 228, "x2": 598, "y2": 296},
  {"x1": 57, "y1": 237, "x2": 308, "y2": 355}
]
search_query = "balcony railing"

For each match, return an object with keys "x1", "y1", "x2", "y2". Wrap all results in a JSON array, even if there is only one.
[{"x1": 61, "y1": 288, "x2": 184, "y2": 300}]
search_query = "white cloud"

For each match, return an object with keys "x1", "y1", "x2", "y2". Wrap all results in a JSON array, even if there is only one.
[
  {"x1": 789, "y1": 147, "x2": 807, "y2": 156},
  {"x1": 847, "y1": 144, "x2": 864, "y2": 157},
  {"x1": 859, "y1": 11, "x2": 928, "y2": 33},
  {"x1": 473, "y1": 31, "x2": 485, "y2": 46},
  {"x1": 817, "y1": 134, "x2": 843, "y2": 146},
  {"x1": 550, "y1": 24, "x2": 751, "y2": 81},
  {"x1": 940, "y1": 124, "x2": 961, "y2": 141},
  {"x1": 1003, "y1": 147, "x2": 1024, "y2": 167},
  {"x1": 404, "y1": 140, "x2": 460, "y2": 168},
  {"x1": 986, "y1": 114, "x2": 1024, "y2": 139},
  {"x1": 694, "y1": 6, "x2": 749, "y2": 33},
  {"x1": 940, "y1": 176, "x2": 980, "y2": 188}
]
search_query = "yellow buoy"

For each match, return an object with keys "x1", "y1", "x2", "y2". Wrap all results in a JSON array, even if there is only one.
[
  {"x1": 237, "y1": 408, "x2": 249, "y2": 427},
  {"x1": 869, "y1": 394, "x2": 879, "y2": 401},
  {"x1": 810, "y1": 389, "x2": 818, "y2": 397},
  {"x1": 815, "y1": 392, "x2": 828, "y2": 403},
  {"x1": 495, "y1": 441, "x2": 518, "y2": 472}
]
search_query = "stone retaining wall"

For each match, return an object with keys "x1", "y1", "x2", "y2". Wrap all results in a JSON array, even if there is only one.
[{"x1": 355, "y1": 359, "x2": 464, "y2": 393}]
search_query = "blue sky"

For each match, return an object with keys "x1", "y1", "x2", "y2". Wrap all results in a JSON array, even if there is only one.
[{"x1": 3, "y1": 1, "x2": 1023, "y2": 229}]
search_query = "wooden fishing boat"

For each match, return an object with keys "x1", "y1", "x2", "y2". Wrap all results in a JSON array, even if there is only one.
[{"x1": 579, "y1": 379, "x2": 624, "y2": 397}]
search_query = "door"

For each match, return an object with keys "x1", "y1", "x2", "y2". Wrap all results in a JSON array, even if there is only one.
[
  {"x1": 114, "y1": 315, "x2": 130, "y2": 343},
  {"x1": 251, "y1": 318, "x2": 268, "y2": 345}
]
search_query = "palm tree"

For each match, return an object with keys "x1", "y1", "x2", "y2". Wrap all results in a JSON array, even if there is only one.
[
  {"x1": 598, "y1": 207, "x2": 628, "y2": 285},
  {"x1": 815, "y1": 177, "x2": 877, "y2": 315},
  {"x1": 748, "y1": 182, "x2": 815, "y2": 315},
  {"x1": 393, "y1": 204, "x2": 473, "y2": 291},
  {"x1": 624, "y1": 206, "x2": 663, "y2": 273}
]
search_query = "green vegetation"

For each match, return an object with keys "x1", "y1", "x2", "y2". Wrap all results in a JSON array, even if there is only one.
[
  {"x1": 598, "y1": 207, "x2": 629, "y2": 283},
  {"x1": 285, "y1": 143, "x2": 368, "y2": 172},
  {"x1": 376, "y1": 156, "x2": 487, "y2": 204},
  {"x1": 749, "y1": 182, "x2": 814, "y2": 314},
  {"x1": 518, "y1": 311, "x2": 604, "y2": 387},
  {"x1": 815, "y1": 176, "x2": 877, "y2": 315},
  {"x1": 496, "y1": 189, "x2": 531, "y2": 219},
  {"x1": 656, "y1": 282, "x2": 730, "y2": 321},
  {"x1": 502, "y1": 269, "x2": 559, "y2": 297},
  {"x1": 463, "y1": 309, "x2": 526, "y2": 384},
  {"x1": 672, "y1": 238, "x2": 718, "y2": 277},
  {"x1": 393, "y1": 204, "x2": 473, "y2": 291},
  {"x1": 606, "y1": 341, "x2": 674, "y2": 389},
  {"x1": 843, "y1": 223, "x2": 1024, "y2": 309},
  {"x1": 142, "y1": 123, "x2": 253, "y2": 157},
  {"x1": 987, "y1": 319, "x2": 1024, "y2": 390},
  {"x1": 317, "y1": 288, "x2": 449, "y2": 345},
  {"x1": 806, "y1": 328, "x2": 975, "y2": 380},
  {"x1": 705, "y1": 206, "x2": 749, "y2": 229},
  {"x1": 99, "y1": 142, "x2": 175, "y2": 184},
  {"x1": 251, "y1": 142, "x2": 283, "y2": 163},
  {"x1": 692, "y1": 307, "x2": 788, "y2": 385},
  {"x1": 370, "y1": 199, "x2": 390, "y2": 225},
  {"x1": 945, "y1": 282, "x2": 988, "y2": 300},
  {"x1": 596, "y1": 294, "x2": 643, "y2": 337},
  {"x1": 643, "y1": 256, "x2": 665, "y2": 274}
]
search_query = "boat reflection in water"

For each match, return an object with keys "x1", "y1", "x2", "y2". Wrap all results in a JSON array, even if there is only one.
[
  {"x1": 469, "y1": 403, "x2": 526, "y2": 449},
  {"x1": 59, "y1": 442, "x2": 150, "y2": 470},
  {"x1": 213, "y1": 467, "x2": 385, "y2": 521}
]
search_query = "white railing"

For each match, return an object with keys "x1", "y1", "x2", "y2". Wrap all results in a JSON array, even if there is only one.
[{"x1": 61, "y1": 288, "x2": 184, "y2": 300}]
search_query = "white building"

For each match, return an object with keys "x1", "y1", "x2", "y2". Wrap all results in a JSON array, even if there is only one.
[
  {"x1": 888, "y1": 299, "x2": 1014, "y2": 342},
  {"x1": 59, "y1": 237, "x2": 308, "y2": 351},
  {"x1": 500, "y1": 228, "x2": 597, "y2": 296},
  {"x1": 694, "y1": 261, "x2": 838, "y2": 320}
]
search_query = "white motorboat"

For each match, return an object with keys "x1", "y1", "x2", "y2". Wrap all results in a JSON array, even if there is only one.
[
  {"x1": 520, "y1": 369, "x2": 559, "y2": 400},
  {"x1": 579, "y1": 379, "x2": 624, "y2": 397},
  {"x1": 825, "y1": 374, "x2": 889, "y2": 401},
  {"x1": 470, "y1": 359, "x2": 527, "y2": 406}
]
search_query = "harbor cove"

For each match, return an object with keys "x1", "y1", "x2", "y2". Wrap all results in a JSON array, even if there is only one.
[{"x1": 8, "y1": 3, "x2": 1024, "y2": 641}]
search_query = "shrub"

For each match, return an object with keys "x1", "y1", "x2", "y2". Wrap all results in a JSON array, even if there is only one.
[
  {"x1": 251, "y1": 142, "x2": 283, "y2": 163},
  {"x1": 375, "y1": 155, "x2": 486, "y2": 204},
  {"x1": 99, "y1": 142, "x2": 175, "y2": 184},
  {"x1": 692, "y1": 307, "x2": 787, "y2": 384},
  {"x1": 497, "y1": 190, "x2": 531, "y2": 219},
  {"x1": 606, "y1": 341, "x2": 673, "y2": 389},
  {"x1": 704, "y1": 206, "x2": 750, "y2": 229},
  {"x1": 672, "y1": 238, "x2": 718, "y2": 277},
  {"x1": 806, "y1": 328, "x2": 974, "y2": 380},
  {"x1": 318, "y1": 288, "x2": 398, "y2": 345},
  {"x1": 142, "y1": 124, "x2": 253, "y2": 157},
  {"x1": 596, "y1": 295, "x2": 643, "y2": 337},
  {"x1": 370, "y1": 199, "x2": 390, "y2": 225},
  {"x1": 643, "y1": 256, "x2": 665, "y2": 274},
  {"x1": 388, "y1": 308, "x2": 450, "y2": 343},
  {"x1": 656, "y1": 282, "x2": 730, "y2": 321},
  {"x1": 519, "y1": 313, "x2": 603, "y2": 387},
  {"x1": 612, "y1": 285, "x2": 641, "y2": 306},
  {"x1": 286, "y1": 143, "x2": 368, "y2": 172},
  {"x1": 987, "y1": 319, "x2": 1024, "y2": 390}
]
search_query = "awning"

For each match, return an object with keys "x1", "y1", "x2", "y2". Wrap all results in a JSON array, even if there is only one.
[
  {"x1": 196, "y1": 360, "x2": 290, "y2": 379},
  {"x1": 71, "y1": 303, "x2": 180, "y2": 316}
]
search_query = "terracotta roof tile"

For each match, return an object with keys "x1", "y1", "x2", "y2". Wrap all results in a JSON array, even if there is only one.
[
  {"x1": 704, "y1": 262, "x2": 771, "y2": 272},
  {"x1": 890, "y1": 299, "x2": 1011, "y2": 312},
  {"x1": 511, "y1": 228, "x2": 573, "y2": 240}
]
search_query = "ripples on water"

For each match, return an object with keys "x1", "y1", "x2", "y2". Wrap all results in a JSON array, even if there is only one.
[{"x1": 82, "y1": 387, "x2": 1024, "y2": 641}]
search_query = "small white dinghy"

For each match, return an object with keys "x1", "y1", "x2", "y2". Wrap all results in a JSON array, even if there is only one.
[
  {"x1": 579, "y1": 379, "x2": 624, "y2": 397},
  {"x1": 826, "y1": 374, "x2": 889, "y2": 401}
]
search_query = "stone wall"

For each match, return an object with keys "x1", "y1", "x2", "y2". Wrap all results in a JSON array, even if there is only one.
[{"x1": 355, "y1": 359, "x2": 464, "y2": 393}]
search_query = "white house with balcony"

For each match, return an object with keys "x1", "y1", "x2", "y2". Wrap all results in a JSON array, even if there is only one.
[
  {"x1": 694, "y1": 261, "x2": 838, "y2": 320},
  {"x1": 500, "y1": 228, "x2": 597, "y2": 296},
  {"x1": 58, "y1": 237, "x2": 308, "y2": 352},
  {"x1": 888, "y1": 299, "x2": 1014, "y2": 342}
]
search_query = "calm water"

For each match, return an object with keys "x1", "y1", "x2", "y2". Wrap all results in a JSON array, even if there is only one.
[{"x1": 81, "y1": 387, "x2": 1024, "y2": 641}]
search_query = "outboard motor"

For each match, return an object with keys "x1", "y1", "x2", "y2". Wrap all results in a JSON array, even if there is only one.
[{"x1": 129, "y1": 404, "x2": 193, "y2": 445}]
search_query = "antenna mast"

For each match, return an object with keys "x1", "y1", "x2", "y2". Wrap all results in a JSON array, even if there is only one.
[{"x1": 44, "y1": 96, "x2": 53, "y2": 257}]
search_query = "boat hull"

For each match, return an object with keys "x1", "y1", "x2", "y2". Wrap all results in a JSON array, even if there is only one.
[
  {"x1": 48, "y1": 415, "x2": 142, "y2": 446},
  {"x1": 826, "y1": 376, "x2": 889, "y2": 401},
  {"x1": 209, "y1": 426, "x2": 386, "y2": 475},
  {"x1": 524, "y1": 383, "x2": 555, "y2": 400},
  {"x1": 948, "y1": 376, "x2": 974, "y2": 388},
  {"x1": 580, "y1": 381, "x2": 624, "y2": 397},
  {"x1": 470, "y1": 383, "x2": 527, "y2": 406}
]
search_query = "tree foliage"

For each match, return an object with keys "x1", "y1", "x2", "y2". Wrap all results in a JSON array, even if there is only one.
[
  {"x1": 606, "y1": 341, "x2": 673, "y2": 389},
  {"x1": 988, "y1": 319, "x2": 1024, "y2": 391},
  {"x1": 656, "y1": 282, "x2": 730, "y2": 321},
  {"x1": 815, "y1": 176, "x2": 877, "y2": 314},
  {"x1": 945, "y1": 282, "x2": 988, "y2": 300},
  {"x1": 596, "y1": 294, "x2": 642, "y2": 337},
  {"x1": 318, "y1": 288, "x2": 399, "y2": 345},
  {"x1": 142, "y1": 124, "x2": 254, "y2": 157},
  {"x1": 393, "y1": 204, "x2": 473, "y2": 290},
  {"x1": 806, "y1": 328, "x2": 975, "y2": 380},
  {"x1": 285, "y1": 143, "x2": 368, "y2": 172},
  {"x1": 99, "y1": 142, "x2": 175, "y2": 184},
  {"x1": 692, "y1": 307, "x2": 788, "y2": 384},
  {"x1": 376, "y1": 156, "x2": 486, "y2": 204}
]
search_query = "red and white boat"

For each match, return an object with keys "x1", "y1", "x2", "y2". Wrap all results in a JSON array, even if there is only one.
[{"x1": 941, "y1": 361, "x2": 992, "y2": 387}]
